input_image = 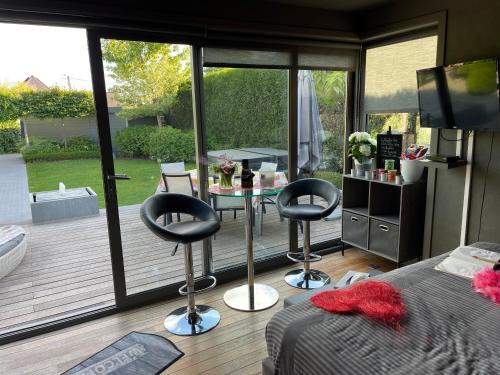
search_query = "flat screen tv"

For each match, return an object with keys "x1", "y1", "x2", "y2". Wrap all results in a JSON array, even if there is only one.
[{"x1": 417, "y1": 58, "x2": 500, "y2": 130}]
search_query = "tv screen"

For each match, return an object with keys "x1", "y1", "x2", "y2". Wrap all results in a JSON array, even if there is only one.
[{"x1": 417, "y1": 58, "x2": 500, "y2": 130}]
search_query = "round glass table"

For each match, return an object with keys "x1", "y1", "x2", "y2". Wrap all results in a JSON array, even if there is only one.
[{"x1": 209, "y1": 182, "x2": 285, "y2": 311}]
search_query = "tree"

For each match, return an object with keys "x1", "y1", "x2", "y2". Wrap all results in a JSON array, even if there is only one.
[{"x1": 101, "y1": 40, "x2": 190, "y2": 127}]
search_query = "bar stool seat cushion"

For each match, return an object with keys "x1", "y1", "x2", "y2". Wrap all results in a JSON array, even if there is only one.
[
  {"x1": 277, "y1": 178, "x2": 340, "y2": 222},
  {"x1": 165, "y1": 221, "x2": 220, "y2": 243},
  {"x1": 141, "y1": 193, "x2": 220, "y2": 244},
  {"x1": 279, "y1": 204, "x2": 325, "y2": 221}
]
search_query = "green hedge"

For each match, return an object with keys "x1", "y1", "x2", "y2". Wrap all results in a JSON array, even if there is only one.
[
  {"x1": 22, "y1": 150, "x2": 100, "y2": 163},
  {"x1": 147, "y1": 127, "x2": 195, "y2": 162},
  {"x1": 0, "y1": 122, "x2": 21, "y2": 153},
  {"x1": 21, "y1": 136, "x2": 99, "y2": 162},
  {"x1": 0, "y1": 87, "x2": 94, "y2": 121},
  {"x1": 115, "y1": 126, "x2": 157, "y2": 158},
  {"x1": 167, "y1": 68, "x2": 288, "y2": 150}
]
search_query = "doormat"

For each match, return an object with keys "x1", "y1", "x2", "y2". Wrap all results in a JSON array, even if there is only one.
[{"x1": 63, "y1": 331, "x2": 184, "y2": 375}]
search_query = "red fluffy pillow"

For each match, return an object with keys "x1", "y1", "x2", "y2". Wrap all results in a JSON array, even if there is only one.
[{"x1": 310, "y1": 280, "x2": 406, "y2": 329}]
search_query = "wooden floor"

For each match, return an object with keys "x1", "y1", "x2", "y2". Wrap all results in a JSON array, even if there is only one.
[
  {"x1": 0, "y1": 248, "x2": 395, "y2": 375},
  {"x1": 0, "y1": 199, "x2": 341, "y2": 335}
]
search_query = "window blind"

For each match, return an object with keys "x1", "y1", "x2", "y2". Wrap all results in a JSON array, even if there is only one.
[
  {"x1": 203, "y1": 48, "x2": 292, "y2": 68},
  {"x1": 297, "y1": 48, "x2": 358, "y2": 71},
  {"x1": 363, "y1": 35, "x2": 438, "y2": 113},
  {"x1": 203, "y1": 46, "x2": 359, "y2": 71}
]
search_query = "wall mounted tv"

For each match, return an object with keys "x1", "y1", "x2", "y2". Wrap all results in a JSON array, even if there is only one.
[{"x1": 417, "y1": 58, "x2": 500, "y2": 131}]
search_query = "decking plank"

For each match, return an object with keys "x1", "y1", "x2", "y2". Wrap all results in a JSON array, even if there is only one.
[{"x1": 0, "y1": 199, "x2": 342, "y2": 334}]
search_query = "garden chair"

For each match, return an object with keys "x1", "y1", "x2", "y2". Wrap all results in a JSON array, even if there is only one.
[
  {"x1": 160, "y1": 162, "x2": 185, "y2": 174},
  {"x1": 259, "y1": 162, "x2": 283, "y2": 234},
  {"x1": 161, "y1": 172, "x2": 195, "y2": 224}
]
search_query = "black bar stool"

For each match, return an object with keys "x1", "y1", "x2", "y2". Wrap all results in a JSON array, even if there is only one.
[
  {"x1": 277, "y1": 178, "x2": 340, "y2": 289},
  {"x1": 141, "y1": 193, "x2": 221, "y2": 336}
]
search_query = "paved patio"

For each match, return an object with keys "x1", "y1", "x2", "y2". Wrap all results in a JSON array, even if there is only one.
[{"x1": 0, "y1": 154, "x2": 31, "y2": 224}]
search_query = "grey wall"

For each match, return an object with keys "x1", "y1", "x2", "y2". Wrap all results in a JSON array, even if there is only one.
[
  {"x1": 359, "y1": 0, "x2": 500, "y2": 255},
  {"x1": 23, "y1": 108, "x2": 127, "y2": 150}
]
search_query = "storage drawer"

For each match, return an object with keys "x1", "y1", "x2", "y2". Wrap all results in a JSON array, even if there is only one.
[
  {"x1": 342, "y1": 210, "x2": 368, "y2": 249},
  {"x1": 369, "y1": 219, "x2": 399, "y2": 260}
]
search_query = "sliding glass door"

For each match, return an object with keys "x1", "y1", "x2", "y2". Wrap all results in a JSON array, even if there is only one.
[{"x1": 0, "y1": 24, "x2": 115, "y2": 336}]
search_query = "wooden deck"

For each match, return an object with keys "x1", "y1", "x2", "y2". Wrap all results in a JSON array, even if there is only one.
[
  {"x1": 0, "y1": 249, "x2": 395, "y2": 375},
  {"x1": 0, "y1": 198, "x2": 341, "y2": 335}
]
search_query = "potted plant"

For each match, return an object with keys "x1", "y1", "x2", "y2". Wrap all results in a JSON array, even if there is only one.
[
  {"x1": 347, "y1": 132, "x2": 377, "y2": 175},
  {"x1": 400, "y1": 145, "x2": 427, "y2": 183},
  {"x1": 210, "y1": 155, "x2": 238, "y2": 189}
]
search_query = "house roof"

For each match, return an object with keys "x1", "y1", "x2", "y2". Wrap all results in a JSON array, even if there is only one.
[{"x1": 24, "y1": 75, "x2": 49, "y2": 90}]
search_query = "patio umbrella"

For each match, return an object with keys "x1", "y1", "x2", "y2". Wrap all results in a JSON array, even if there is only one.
[{"x1": 297, "y1": 70, "x2": 325, "y2": 175}]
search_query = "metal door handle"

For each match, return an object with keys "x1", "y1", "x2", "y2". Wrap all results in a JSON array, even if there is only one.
[
  {"x1": 108, "y1": 174, "x2": 131, "y2": 180},
  {"x1": 350, "y1": 216, "x2": 358, "y2": 222},
  {"x1": 379, "y1": 224, "x2": 389, "y2": 232}
]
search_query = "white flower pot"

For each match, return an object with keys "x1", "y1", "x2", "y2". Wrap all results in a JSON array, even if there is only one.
[{"x1": 400, "y1": 159, "x2": 424, "y2": 183}]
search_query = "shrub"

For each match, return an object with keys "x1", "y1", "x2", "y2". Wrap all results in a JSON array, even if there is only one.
[
  {"x1": 147, "y1": 127, "x2": 195, "y2": 162},
  {"x1": 22, "y1": 150, "x2": 100, "y2": 163},
  {"x1": 21, "y1": 136, "x2": 100, "y2": 162},
  {"x1": 0, "y1": 121, "x2": 21, "y2": 154},
  {"x1": 22, "y1": 137, "x2": 62, "y2": 154},
  {"x1": 115, "y1": 126, "x2": 156, "y2": 157},
  {"x1": 66, "y1": 136, "x2": 98, "y2": 152}
]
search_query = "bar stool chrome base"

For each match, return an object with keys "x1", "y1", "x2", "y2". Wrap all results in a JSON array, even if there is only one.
[
  {"x1": 164, "y1": 305, "x2": 220, "y2": 336},
  {"x1": 284, "y1": 269, "x2": 330, "y2": 289},
  {"x1": 224, "y1": 283, "x2": 279, "y2": 311}
]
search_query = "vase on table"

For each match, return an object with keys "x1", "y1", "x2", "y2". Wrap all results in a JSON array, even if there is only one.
[
  {"x1": 353, "y1": 158, "x2": 373, "y2": 177},
  {"x1": 219, "y1": 172, "x2": 234, "y2": 189},
  {"x1": 400, "y1": 159, "x2": 424, "y2": 183}
]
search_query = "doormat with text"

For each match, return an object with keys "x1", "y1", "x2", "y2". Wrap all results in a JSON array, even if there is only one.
[{"x1": 63, "y1": 331, "x2": 184, "y2": 375}]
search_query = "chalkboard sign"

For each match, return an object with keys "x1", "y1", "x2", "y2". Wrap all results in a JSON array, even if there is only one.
[{"x1": 376, "y1": 133, "x2": 403, "y2": 170}]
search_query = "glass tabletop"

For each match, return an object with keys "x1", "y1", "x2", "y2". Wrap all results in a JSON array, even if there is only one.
[{"x1": 209, "y1": 183, "x2": 285, "y2": 197}]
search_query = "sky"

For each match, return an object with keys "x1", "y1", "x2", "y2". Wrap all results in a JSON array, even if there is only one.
[{"x1": 0, "y1": 23, "x2": 99, "y2": 90}]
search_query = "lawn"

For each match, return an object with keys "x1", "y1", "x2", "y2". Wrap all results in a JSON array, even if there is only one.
[{"x1": 26, "y1": 159, "x2": 195, "y2": 208}]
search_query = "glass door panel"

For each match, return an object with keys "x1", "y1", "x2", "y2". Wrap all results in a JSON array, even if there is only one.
[
  {"x1": 99, "y1": 39, "x2": 201, "y2": 295},
  {"x1": 0, "y1": 23, "x2": 114, "y2": 335},
  {"x1": 296, "y1": 70, "x2": 346, "y2": 248},
  {"x1": 202, "y1": 66, "x2": 289, "y2": 271}
]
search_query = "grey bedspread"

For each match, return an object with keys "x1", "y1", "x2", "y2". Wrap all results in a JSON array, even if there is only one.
[{"x1": 265, "y1": 243, "x2": 500, "y2": 375}]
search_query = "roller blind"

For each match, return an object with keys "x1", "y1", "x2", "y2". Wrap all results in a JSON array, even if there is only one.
[
  {"x1": 364, "y1": 35, "x2": 438, "y2": 113},
  {"x1": 203, "y1": 46, "x2": 359, "y2": 71},
  {"x1": 297, "y1": 48, "x2": 358, "y2": 71},
  {"x1": 203, "y1": 48, "x2": 292, "y2": 67}
]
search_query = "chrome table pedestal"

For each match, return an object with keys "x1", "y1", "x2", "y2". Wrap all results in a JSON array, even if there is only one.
[{"x1": 222, "y1": 193, "x2": 279, "y2": 311}]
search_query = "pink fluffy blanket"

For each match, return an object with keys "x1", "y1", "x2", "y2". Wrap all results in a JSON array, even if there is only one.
[{"x1": 472, "y1": 267, "x2": 500, "y2": 304}]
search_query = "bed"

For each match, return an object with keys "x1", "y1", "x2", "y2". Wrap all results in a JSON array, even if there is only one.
[{"x1": 264, "y1": 242, "x2": 500, "y2": 375}]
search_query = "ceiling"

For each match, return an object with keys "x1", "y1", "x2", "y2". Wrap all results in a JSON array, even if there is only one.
[{"x1": 264, "y1": 0, "x2": 394, "y2": 11}]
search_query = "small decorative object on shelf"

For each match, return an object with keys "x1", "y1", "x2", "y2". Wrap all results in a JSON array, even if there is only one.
[
  {"x1": 348, "y1": 131, "x2": 377, "y2": 176},
  {"x1": 395, "y1": 173, "x2": 403, "y2": 185},
  {"x1": 240, "y1": 159, "x2": 255, "y2": 188},
  {"x1": 210, "y1": 154, "x2": 237, "y2": 190},
  {"x1": 400, "y1": 144, "x2": 428, "y2": 183}
]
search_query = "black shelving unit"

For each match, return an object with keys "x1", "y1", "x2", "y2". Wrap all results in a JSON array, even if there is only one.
[{"x1": 341, "y1": 174, "x2": 426, "y2": 266}]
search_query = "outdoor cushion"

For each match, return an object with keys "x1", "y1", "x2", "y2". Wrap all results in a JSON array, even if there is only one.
[{"x1": 0, "y1": 234, "x2": 25, "y2": 257}]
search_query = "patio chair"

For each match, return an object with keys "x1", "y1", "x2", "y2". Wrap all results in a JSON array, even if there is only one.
[
  {"x1": 160, "y1": 162, "x2": 185, "y2": 174},
  {"x1": 161, "y1": 172, "x2": 195, "y2": 224},
  {"x1": 259, "y1": 162, "x2": 283, "y2": 233},
  {"x1": 211, "y1": 174, "x2": 244, "y2": 222}
]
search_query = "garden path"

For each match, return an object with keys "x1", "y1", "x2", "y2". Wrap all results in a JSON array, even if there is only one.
[{"x1": 0, "y1": 154, "x2": 32, "y2": 224}]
